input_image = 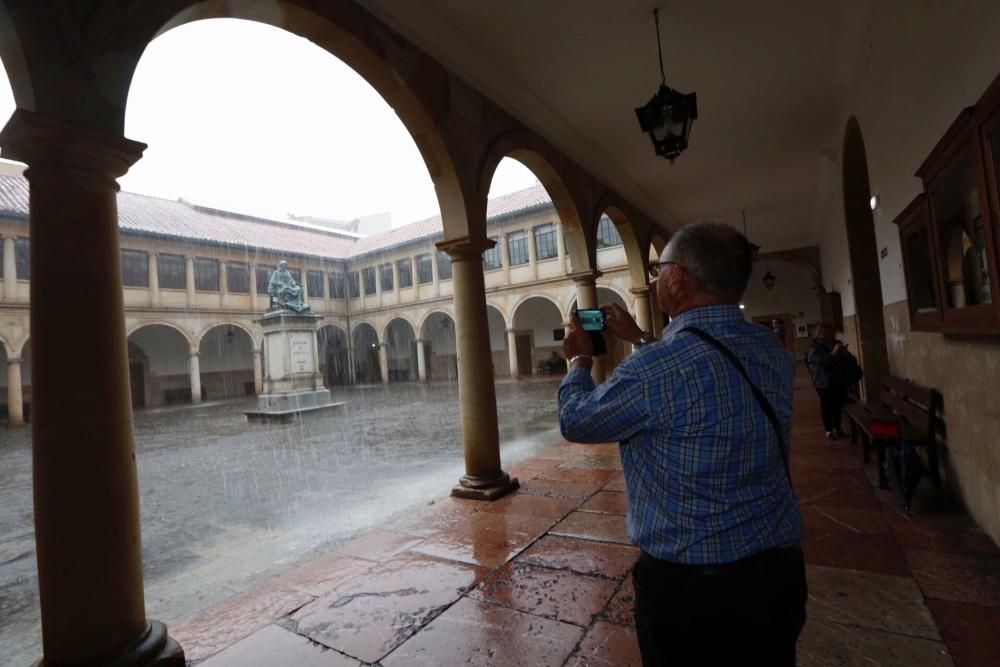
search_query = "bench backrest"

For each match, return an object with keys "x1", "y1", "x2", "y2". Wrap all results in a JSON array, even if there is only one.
[{"x1": 878, "y1": 375, "x2": 943, "y2": 440}]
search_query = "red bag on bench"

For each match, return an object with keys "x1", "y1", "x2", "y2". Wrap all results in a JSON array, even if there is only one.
[{"x1": 870, "y1": 418, "x2": 899, "y2": 439}]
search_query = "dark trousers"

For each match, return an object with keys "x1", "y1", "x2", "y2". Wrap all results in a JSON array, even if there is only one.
[
  {"x1": 633, "y1": 546, "x2": 807, "y2": 666},
  {"x1": 816, "y1": 387, "x2": 846, "y2": 432}
]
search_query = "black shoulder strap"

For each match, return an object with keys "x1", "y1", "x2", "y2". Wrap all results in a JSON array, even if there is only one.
[{"x1": 681, "y1": 326, "x2": 792, "y2": 488}]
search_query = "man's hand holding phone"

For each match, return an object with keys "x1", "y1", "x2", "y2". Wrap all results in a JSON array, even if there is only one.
[{"x1": 564, "y1": 311, "x2": 596, "y2": 368}]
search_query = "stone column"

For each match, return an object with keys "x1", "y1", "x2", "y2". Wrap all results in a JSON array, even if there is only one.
[
  {"x1": 438, "y1": 237, "x2": 517, "y2": 500},
  {"x1": 189, "y1": 352, "x2": 202, "y2": 404},
  {"x1": 6, "y1": 356, "x2": 23, "y2": 425},
  {"x1": 378, "y1": 343, "x2": 390, "y2": 384},
  {"x1": 570, "y1": 269, "x2": 606, "y2": 384},
  {"x1": 346, "y1": 344, "x2": 357, "y2": 385},
  {"x1": 630, "y1": 286, "x2": 653, "y2": 333},
  {"x1": 416, "y1": 339, "x2": 428, "y2": 382},
  {"x1": 3, "y1": 236, "x2": 16, "y2": 301},
  {"x1": 506, "y1": 328, "x2": 520, "y2": 379},
  {"x1": 148, "y1": 253, "x2": 160, "y2": 308},
  {"x1": 0, "y1": 109, "x2": 183, "y2": 665},
  {"x1": 252, "y1": 346, "x2": 263, "y2": 395},
  {"x1": 185, "y1": 256, "x2": 195, "y2": 307}
]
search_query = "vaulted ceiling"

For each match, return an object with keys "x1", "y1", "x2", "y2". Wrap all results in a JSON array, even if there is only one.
[{"x1": 360, "y1": 0, "x2": 874, "y2": 252}]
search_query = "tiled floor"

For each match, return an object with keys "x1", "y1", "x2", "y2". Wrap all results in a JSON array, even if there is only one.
[{"x1": 175, "y1": 373, "x2": 1000, "y2": 666}]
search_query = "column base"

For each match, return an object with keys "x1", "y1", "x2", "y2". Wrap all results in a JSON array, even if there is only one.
[
  {"x1": 451, "y1": 471, "x2": 520, "y2": 501},
  {"x1": 36, "y1": 621, "x2": 185, "y2": 667}
]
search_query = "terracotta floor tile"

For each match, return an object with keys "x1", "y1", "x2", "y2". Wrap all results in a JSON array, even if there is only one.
[
  {"x1": 603, "y1": 479, "x2": 627, "y2": 492},
  {"x1": 797, "y1": 619, "x2": 952, "y2": 666},
  {"x1": 799, "y1": 505, "x2": 889, "y2": 535},
  {"x1": 600, "y1": 576, "x2": 635, "y2": 626},
  {"x1": 906, "y1": 549, "x2": 1000, "y2": 606},
  {"x1": 564, "y1": 620, "x2": 642, "y2": 667},
  {"x1": 518, "y1": 477, "x2": 605, "y2": 500},
  {"x1": 927, "y1": 599, "x2": 1000, "y2": 667},
  {"x1": 517, "y1": 534, "x2": 639, "y2": 579},
  {"x1": 551, "y1": 511, "x2": 631, "y2": 545},
  {"x1": 806, "y1": 564, "x2": 941, "y2": 639},
  {"x1": 171, "y1": 582, "x2": 315, "y2": 663},
  {"x1": 559, "y1": 454, "x2": 623, "y2": 471},
  {"x1": 479, "y1": 492, "x2": 580, "y2": 521},
  {"x1": 533, "y1": 466, "x2": 620, "y2": 483},
  {"x1": 888, "y1": 513, "x2": 1000, "y2": 557},
  {"x1": 796, "y1": 478, "x2": 883, "y2": 511},
  {"x1": 289, "y1": 553, "x2": 484, "y2": 664},
  {"x1": 408, "y1": 511, "x2": 555, "y2": 569},
  {"x1": 272, "y1": 552, "x2": 375, "y2": 598},
  {"x1": 579, "y1": 491, "x2": 628, "y2": 516},
  {"x1": 801, "y1": 528, "x2": 912, "y2": 577},
  {"x1": 333, "y1": 530, "x2": 424, "y2": 562},
  {"x1": 198, "y1": 624, "x2": 360, "y2": 666},
  {"x1": 470, "y1": 561, "x2": 618, "y2": 627},
  {"x1": 381, "y1": 597, "x2": 583, "y2": 666},
  {"x1": 382, "y1": 496, "x2": 485, "y2": 538}
]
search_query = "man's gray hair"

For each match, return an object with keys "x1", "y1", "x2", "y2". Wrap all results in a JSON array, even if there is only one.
[{"x1": 664, "y1": 222, "x2": 754, "y2": 302}]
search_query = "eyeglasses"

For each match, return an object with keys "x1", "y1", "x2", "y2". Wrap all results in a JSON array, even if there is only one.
[{"x1": 647, "y1": 260, "x2": 680, "y2": 278}]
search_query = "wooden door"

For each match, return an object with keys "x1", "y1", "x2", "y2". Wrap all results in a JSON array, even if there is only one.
[{"x1": 129, "y1": 362, "x2": 145, "y2": 409}]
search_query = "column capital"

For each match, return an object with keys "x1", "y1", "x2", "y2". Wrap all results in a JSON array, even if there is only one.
[
  {"x1": 505, "y1": 328, "x2": 517, "y2": 335},
  {"x1": 629, "y1": 286, "x2": 651, "y2": 296},
  {"x1": 436, "y1": 235, "x2": 495, "y2": 259},
  {"x1": 567, "y1": 269, "x2": 603, "y2": 286},
  {"x1": 189, "y1": 351, "x2": 199, "y2": 358},
  {"x1": 6, "y1": 356, "x2": 21, "y2": 365},
  {"x1": 0, "y1": 109, "x2": 146, "y2": 186}
]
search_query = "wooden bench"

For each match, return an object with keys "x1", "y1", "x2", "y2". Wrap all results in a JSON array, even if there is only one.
[{"x1": 844, "y1": 375, "x2": 943, "y2": 506}]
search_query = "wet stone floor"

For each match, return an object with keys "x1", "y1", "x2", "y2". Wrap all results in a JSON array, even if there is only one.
[
  {"x1": 3, "y1": 372, "x2": 1000, "y2": 666},
  {"x1": 0, "y1": 378, "x2": 565, "y2": 666}
]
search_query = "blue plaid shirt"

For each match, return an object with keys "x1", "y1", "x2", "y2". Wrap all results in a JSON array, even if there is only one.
[{"x1": 559, "y1": 304, "x2": 801, "y2": 564}]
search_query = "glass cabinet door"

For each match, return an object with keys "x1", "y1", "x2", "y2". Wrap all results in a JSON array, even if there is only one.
[{"x1": 929, "y1": 149, "x2": 991, "y2": 310}]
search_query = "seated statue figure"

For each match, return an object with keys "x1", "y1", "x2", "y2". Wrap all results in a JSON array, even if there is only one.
[{"x1": 267, "y1": 260, "x2": 312, "y2": 313}]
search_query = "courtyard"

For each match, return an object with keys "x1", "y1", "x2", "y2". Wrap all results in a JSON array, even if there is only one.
[{"x1": 0, "y1": 378, "x2": 564, "y2": 665}]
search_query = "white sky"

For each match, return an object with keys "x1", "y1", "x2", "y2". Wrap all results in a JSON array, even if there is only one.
[{"x1": 0, "y1": 18, "x2": 538, "y2": 228}]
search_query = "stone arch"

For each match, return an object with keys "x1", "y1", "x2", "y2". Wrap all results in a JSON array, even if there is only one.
[
  {"x1": 195, "y1": 320, "x2": 258, "y2": 351},
  {"x1": 843, "y1": 116, "x2": 888, "y2": 398},
  {"x1": 14, "y1": 335, "x2": 29, "y2": 359},
  {"x1": 197, "y1": 324, "x2": 256, "y2": 400},
  {"x1": 419, "y1": 311, "x2": 457, "y2": 382},
  {"x1": 0, "y1": 331, "x2": 13, "y2": 359},
  {"x1": 510, "y1": 294, "x2": 564, "y2": 326},
  {"x1": 317, "y1": 324, "x2": 349, "y2": 387},
  {"x1": 351, "y1": 322, "x2": 381, "y2": 384},
  {"x1": 0, "y1": 3, "x2": 35, "y2": 112},
  {"x1": 126, "y1": 320, "x2": 196, "y2": 353},
  {"x1": 484, "y1": 304, "x2": 509, "y2": 378},
  {"x1": 594, "y1": 194, "x2": 648, "y2": 290},
  {"x1": 511, "y1": 296, "x2": 566, "y2": 377},
  {"x1": 416, "y1": 309, "x2": 455, "y2": 339},
  {"x1": 485, "y1": 301, "x2": 510, "y2": 328},
  {"x1": 91, "y1": 2, "x2": 472, "y2": 237},
  {"x1": 383, "y1": 317, "x2": 418, "y2": 382},
  {"x1": 127, "y1": 323, "x2": 195, "y2": 407},
  {"x1": 648, "y1": 228, "x2": 670, "y2": 258},
  {"x1": 478, "y1": 131, "x2": 593, "y2": 272}
]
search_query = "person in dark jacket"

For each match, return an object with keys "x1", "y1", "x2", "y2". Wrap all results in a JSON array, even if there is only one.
[{"x1": 805, "y1": 323, "x2": 861, "y2": 439}]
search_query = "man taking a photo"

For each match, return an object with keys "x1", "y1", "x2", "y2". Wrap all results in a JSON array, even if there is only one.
[{"x1": 558, "y1": 222, "x2": 805, "y2": 666}]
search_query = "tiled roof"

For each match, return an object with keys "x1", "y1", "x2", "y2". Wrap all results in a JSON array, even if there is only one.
[{"x1": 0, "y1": 174, "x2": 554, "y2": 262}]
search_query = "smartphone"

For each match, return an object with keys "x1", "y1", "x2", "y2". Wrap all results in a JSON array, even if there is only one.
[{"x1": 577, "y1": 308, "x2": 606, "y2": 332}]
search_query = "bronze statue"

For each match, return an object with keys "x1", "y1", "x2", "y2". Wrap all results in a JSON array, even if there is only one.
[{"x1": 267, "y1": 260, "x2": 312, "y2": 313}]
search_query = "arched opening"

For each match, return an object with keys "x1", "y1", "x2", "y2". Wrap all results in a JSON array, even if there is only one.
[
  {"x1": 383, "y1": 318, "x2": 417, "y2": 382},
  {"x1": 511, "y1": 297, "x2": 565, "y2": 377},
  {"x1": 482, "y1": 153, "x2": 592, "y2": 275},
  {"x1": 843, "y1": 117, "x2": 889, "y2": 398},
  {"x1": 743, "y1": 258, "x2": 824, "y2": 358},
  {"x1": 596, "y1": 205, "x2": 648, "y2": 291},
  {"x1": 352, "y1": 323, "x2": 381, "y2": 384},
  {"x1": 198, "y1": 325, "x2": 255, "y2": 401},
  {"x1": 127, "y1": 325, "x2": 193, "y2": 407},
  {"x1": 486, "y1": 305, "x2": 509, "y2": 378},
  {"x1": 317, "y1": 325, "x2": 349, "y2": 387},
  {"x1": 420, "y1": 312, "x2": 457, "y2": 381}
]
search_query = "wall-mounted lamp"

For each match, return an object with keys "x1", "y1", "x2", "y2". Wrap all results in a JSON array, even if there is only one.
[
  {"x1": 634, "y1": 9, "x2": 698, "y2": 163},
  {"x1": 225, "y1": 328, "x2": 235, "y2": 344},
  {"x1": 869, "y1": 194, "x2": 879, "y2": 211}
]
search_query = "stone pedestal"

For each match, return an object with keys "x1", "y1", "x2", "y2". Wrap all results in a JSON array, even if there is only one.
[{"x1": 246, "y1": 311, "x2": 343, "y2": 422}]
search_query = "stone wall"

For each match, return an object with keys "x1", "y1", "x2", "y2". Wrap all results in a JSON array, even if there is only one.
[{"x1": 883, "y1": 300, "x2": 1000, "y2": 543}]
